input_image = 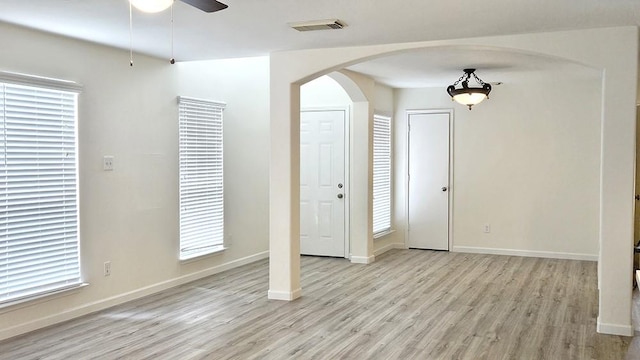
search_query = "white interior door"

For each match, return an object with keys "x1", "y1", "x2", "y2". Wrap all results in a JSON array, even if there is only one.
[
  {"x1": 300, "y1": 109, "x2": 346, "y2": 257},
  {"x1": 408, "y1": 112, "x2": 450, "y2": 250}
]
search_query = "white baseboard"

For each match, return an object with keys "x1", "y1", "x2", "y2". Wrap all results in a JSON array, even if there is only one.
[
  {"x1": 268, "y1": 288, "x2": 301, "y2": 301},
  {"x1": 597, "y1": 317, "x2": 634, "y2": 336},
  {"x1": 373, "y1": 242, "x2": 406, "y2": 257},
  {"x1": 350, "y1": 255, "x2": 375, "y2": 264},
  {"x1": 452, "y1": 246, "x2": 598, "y2": 261},
  {"x1": 0, "y1": 251, "x2": 269, "y2": 342}
]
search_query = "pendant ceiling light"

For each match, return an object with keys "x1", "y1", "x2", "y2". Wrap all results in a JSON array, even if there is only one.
[{"x1": 446, "y1": 69, "x2": 492, "y2": 110}]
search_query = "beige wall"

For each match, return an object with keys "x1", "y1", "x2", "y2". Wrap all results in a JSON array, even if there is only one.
[
  {"x1": 392, "y1": 75, "x2": 602, "y2": 258},
  {"x1": 374, "y1": 83, "x2": 394, "y2": 115},
  {"x1": 0, "y1": 23, "x2": 270, "y2": 340}
]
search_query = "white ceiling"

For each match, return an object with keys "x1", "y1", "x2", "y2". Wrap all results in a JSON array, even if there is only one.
[
  {"x1": 345, "y1": 47, "x2": 601, "y2": 88},
  {"x1": 0, "y1": 0, "x2": 638, "y2": 87}
]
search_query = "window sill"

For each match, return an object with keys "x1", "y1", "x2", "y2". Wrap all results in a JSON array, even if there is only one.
[
  {"x1": 374, "y1": 229, "x2": 396, "y2": 240},
  {"x1": 179, "y1": 246, "x2": 227, "y2": 264},
  {"x1": 0, "y1": 283, "x2": 89, "y2": 314}
]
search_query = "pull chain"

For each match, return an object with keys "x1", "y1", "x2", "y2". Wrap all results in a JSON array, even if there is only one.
[
  {"x1": 170, "y1": 2, "x2": 175, "y2": 64},
  {"x1": 129, "y1": 2, "x2": 134, "y2": 66}
]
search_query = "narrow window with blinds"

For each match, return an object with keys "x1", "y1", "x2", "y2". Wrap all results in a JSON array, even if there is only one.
[
  {"x1": 178, "y1": 97, "x2": 225, "y2": 260},
  {"x1": 373, "y1": 114, "x2": 392, "y2": 236},
  {"x1": 0, "y1": 79, "x2": 81, "y2": 305}
]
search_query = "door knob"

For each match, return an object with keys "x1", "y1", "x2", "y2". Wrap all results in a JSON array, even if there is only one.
[
  {"x1": 442, "y1": 187, "x2": 448, "y2": 192},
  {"x1": 337, "y1": 194, "x2": 344, "y2": 199}
]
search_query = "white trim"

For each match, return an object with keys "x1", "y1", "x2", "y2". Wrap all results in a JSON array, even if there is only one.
[
  {"x1": 0, "y1": 251, "x2": 269, "y2": 342},
  {"x1": 350, "y1": 255, "x2": 375, "y2": 264},
  {"x1": 405, "y1": 109, "x2": 455, "y2": 251},
  {"x1": 179, "y1": 246, "x2": 226, "y2": 264},
  {"x1": 268, "y1": 288, "x2": 302, "y2": 301},
  {"x1": 452, "y1": 246, "x2": 598, "y2": 261},
  {"x1": 177, "y1": 96, "x2": 226, "y2": 109},
  {"x1": 344, "y1": 107, "x2": 351, "y2": 259},
  {"x1": 597, "y1": 317, "x2": 634, "y2": 336},
  {"x1": 0, "y1": 71, "x2": 82, "y2": 92},
  {"x1": 374, "y1": 229, "x2": 396, "y2": 240},
  {"x1": 373, "y1": 242, "x2": 406, "y2": 257}
]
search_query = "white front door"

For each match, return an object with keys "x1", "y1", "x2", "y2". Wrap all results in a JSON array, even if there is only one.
[
  {"x1": 300, "y1": 109, "x2": 346, "y2": 257},
  {"x1": 407, "y1": 111, "x2": 450, "y2": 250}
]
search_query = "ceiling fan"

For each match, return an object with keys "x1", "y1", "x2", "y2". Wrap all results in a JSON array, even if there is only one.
[
  {"x1": 127, "y1": 0, "x2": 228, "y2": 65},
  {"x1": 180, "y1": 0, "x2": 228, "y2": 12},
  {"x1": 129, "y1": 0, "x2": 228, "y2": 13}
]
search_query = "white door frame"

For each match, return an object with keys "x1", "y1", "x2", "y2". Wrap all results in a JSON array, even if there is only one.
[
  {"x1": 301, "y1": 106, "x2": 351, "y2": 258},
  {"x1": 404, "y1": 109, "x2": 455, "y2": 251}
]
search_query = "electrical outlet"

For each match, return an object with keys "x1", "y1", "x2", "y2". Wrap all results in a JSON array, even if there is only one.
[
  {"x1": 103, "y1": 156, "x2": 114, "y2": 171},
  {"x1": 483, "y1": 224, "x2": 491, "y2": 233},
  {"x1": 104, "y1": 261, "x2": 111, "y2": 276}
]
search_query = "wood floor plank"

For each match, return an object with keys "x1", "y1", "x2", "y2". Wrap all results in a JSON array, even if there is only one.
[{"x1": 0, "y1": 249, "x2": 635, "y2": 359}]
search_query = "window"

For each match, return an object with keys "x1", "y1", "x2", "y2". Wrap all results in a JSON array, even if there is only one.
[
  {"x1": 373, "y1": 114, "x2": 392, "y2": 236},
  {"x1": 0, "y1": 73, "x2": 81, "y2": 305},
  {"x1": 178, "y1": 97, "x2": 225, "y2": 260}
]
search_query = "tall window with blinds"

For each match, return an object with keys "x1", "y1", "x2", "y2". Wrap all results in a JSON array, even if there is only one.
[
  {"x1": 373, "y1": 114, "x2": 392, "y2": 236},
  {"x1": 0, "y1": 79, "x2": 81, "y2": 305},
  {"x1": 178, "y1": 97, "x2": 225, "y2": 260}
]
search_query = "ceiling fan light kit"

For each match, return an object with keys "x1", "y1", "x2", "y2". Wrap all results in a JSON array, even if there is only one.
[
  {"x1": 130, "y1": 0, "x2": 173, "y2": 13},
  {"x1": 446, "y1": 68, "x2": 492, "y2": 110},
  {"x1": 129, "y1": 0, "x2": 229, "y2": 13},
  {"x1": 127, "y1": 0, "x2": 228, "y2": 66}
]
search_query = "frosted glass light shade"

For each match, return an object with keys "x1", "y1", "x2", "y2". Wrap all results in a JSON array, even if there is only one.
[
  {"x1": 130, "y1": 0, "x2": 173, "y2": 13},
  {"x1": 446, "y1": 69, "x2": 492, "y2": 110},
  {"x1": 452, "y1": 92, "x2": 488, "y2": 107}
]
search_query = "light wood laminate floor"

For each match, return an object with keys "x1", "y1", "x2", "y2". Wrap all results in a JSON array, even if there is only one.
[{"x1": 0, "y1": 249, "x2": 632, "y2": 359}]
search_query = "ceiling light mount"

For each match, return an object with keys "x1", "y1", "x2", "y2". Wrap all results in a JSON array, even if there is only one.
[{"x1": 446, "y1": 68, "x2": 492, "y2": 110}]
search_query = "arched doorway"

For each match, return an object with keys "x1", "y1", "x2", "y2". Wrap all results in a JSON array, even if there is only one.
[{"x1": 267, "y1": 28, "x2": 638, "y2": 336}]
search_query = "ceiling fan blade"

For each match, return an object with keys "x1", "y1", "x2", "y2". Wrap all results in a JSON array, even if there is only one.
[{"x1": 180, "y1": 0, "x2": 228, "y2": 12}]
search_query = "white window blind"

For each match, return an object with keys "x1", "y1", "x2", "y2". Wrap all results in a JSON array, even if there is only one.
[
  {"x1": 373, "y1": 114, "x2": 391, "y2": 235},
  {"x1": 0, "y1": 82, "x2": 81, "y2": 305},
  {"x1": 178, "y1": 97, "x2": 225, "y2": 260}
]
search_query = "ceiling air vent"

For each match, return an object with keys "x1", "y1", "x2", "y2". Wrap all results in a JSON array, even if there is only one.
[{"x1": 289, "y1": 19, "x2": 346, "y2": 32}]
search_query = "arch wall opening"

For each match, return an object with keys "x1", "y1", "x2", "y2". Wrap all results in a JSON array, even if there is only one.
[{"x1": 268, "y1": 27, "x2": 638, "y2": 336}]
